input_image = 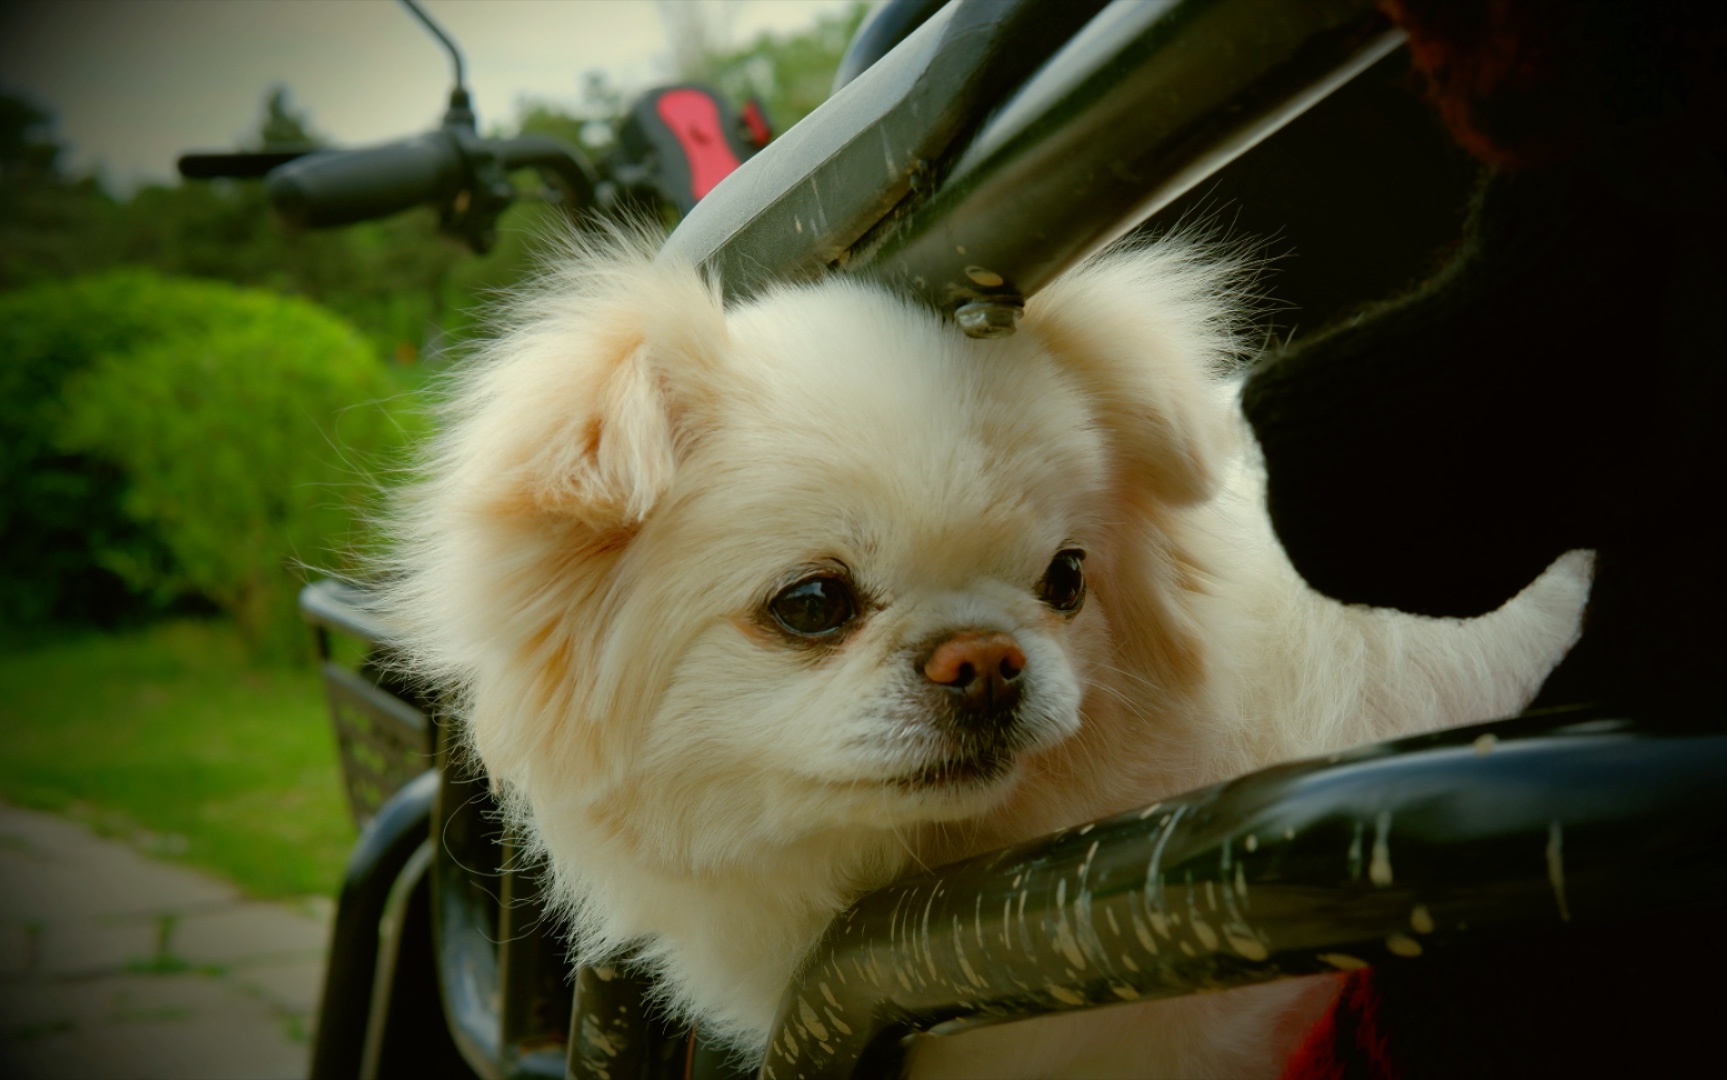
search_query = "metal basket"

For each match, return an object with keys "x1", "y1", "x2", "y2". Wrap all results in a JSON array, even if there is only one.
[{"x1": 300, "y1": 579, "x2": 432, "y2": 827}]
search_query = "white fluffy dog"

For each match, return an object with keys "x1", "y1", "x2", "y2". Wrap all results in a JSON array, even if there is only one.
[{"x1": 385, "y1": 233, "x2": 1589, "y2": 1077}]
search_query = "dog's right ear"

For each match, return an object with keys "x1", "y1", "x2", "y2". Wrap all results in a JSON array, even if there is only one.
[
  {"x1": 1023, "y1": 243, "x2": 1244, "y2": 507},
  {"x1": 466, "y1": 250, "x2": 728, "y2": 531}
]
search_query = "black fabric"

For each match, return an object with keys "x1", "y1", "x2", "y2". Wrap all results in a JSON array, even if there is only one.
[
  {"x1": 1241, "y1": 131, "x2": 1727, "y2": 713},
  {"x1": 1242, "y1": 7, "x2": 1727, "y2": 1073},
  {"x1": 1369, "y1": 922, "x2": 1727, "y2": 1079}
]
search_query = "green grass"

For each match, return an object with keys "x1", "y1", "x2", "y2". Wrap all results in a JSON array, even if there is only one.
[{"x1": 0, "y1": 619, "x2": 356, "y2": 898}]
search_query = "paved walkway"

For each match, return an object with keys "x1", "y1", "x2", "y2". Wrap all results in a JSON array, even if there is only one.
[{"x1": 0, "y1": 804, "x2": 331, "y2": 1079}]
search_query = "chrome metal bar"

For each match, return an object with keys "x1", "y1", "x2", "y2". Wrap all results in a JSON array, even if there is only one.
[
  {"x1": 760, "y1": 710, "x2": 1727, "y2": 1077},
  {"x1": 664, "y1": 0, "x2": 1109, "y2": 303},
  {"x1": 850, "y1": 0, "x2": 1403, "y2": 326}
]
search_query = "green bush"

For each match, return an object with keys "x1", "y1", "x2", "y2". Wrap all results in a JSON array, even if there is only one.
[
  {"x1": 1, "y1": 272, "x2": 238, "y2": 634},
  {"x1": 1, "y1": 270, "x2": 422, "y2": 656},
  {"x1": 62, "y1": 278, "x2": 421, "y2": 656}
]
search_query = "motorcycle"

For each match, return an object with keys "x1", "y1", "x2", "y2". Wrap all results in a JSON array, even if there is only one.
[{"x1": 185, "y1": 1, "x2": 1727, "y2": 1077}]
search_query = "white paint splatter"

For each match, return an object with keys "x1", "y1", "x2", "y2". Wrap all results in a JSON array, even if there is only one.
[
  {"x1": 799, "y1": 999, "x2": 829, "y2": 1042},
  {"x1": 1226, "y1": 930, "x2": 1268, "y2": 961},
  {"x1": 1190, "y1": 917, "x2": 1219, "y2": 951},
  {"x1": 825, "y1": 1007, "x2": 852, "y2": 1037},
  {"x1": 1410, "y1": 904, "x2": 1435, "y2": 934},
  {"x1": 1369, "y1": 811, "x2": 1394, "y2": 887},
  {"x1": 1047, "y1": 984, "x2": 1085, "y2": 1006},
  {"x1": 1130, "y1": 910, "x2": 1158, "y2": 955},
  {"x1": 1547, "y1": 820, "x2": 1571, "y2": 922}
]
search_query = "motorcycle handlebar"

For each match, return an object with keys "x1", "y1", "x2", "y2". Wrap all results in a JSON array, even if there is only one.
[
  {"x1": 265, "y1": 133, "x2": 465, "y2": 229},
  {"x1": 493, "y1": 134, "x2": 599, "y2": 207},
  {"x1": 177, "y1": 149, "x2": 315, "y2": 180}
]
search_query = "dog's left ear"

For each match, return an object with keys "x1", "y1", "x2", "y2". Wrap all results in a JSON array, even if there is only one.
[{"x1": 1022, "y1": 245, "x2": 1242, "y2": 506}]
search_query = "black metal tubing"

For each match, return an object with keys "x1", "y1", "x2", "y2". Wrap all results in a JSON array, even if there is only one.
[
  {"x1": 402, "y1": 0, "x2": 468, "y2": 95},
  {"x1": 566, "y1": 963, "x2": 690, "y2": 1080},
  {"x1": 566, "y1": 963, "x2": 756, "y2": 1080},
  {"x1": 259, "y1": 129, "x2": 593, "y2": 250},
  {"x1": 433, "y1": 731, "x2": 507, "y2": 1078},
  {"x1": 830, "y1": 0, "x2": 951, "y2": 92},
  {"x1": 759, "y1": 709, "x2": 1727, "y2": 1077},
  {"x1": 266, "y1": 132, "x2": 468, "y2": 230},
  {"x1": 431, "y1": 708, "x2": 572, "y2": 1080},
  {"x1": 301, "y1": 585, "x2": 574, "y2": 1078},
  {"x1": 852, "y1": 0, "x2": 1402, "y2": 316},
  {"x1": 301, "y1": 579, "x2": 396, "y2": 649},
  {"x1": 310, "y1": 768, "x2": 439, "y2": 1080},
  {"x1": 357, "y1": 840, "x2": 480, "y2": 1080},
  {"x1": 667, "y1": 0, "x2": 1398, "y2": 327},
  {"x1": 176, "y1": 148, "x2": 315, "y2": 179},
  {"x1": 662, "y1": 0, "x2": 1110, "y2": 301},
  {"x1": 496, "y1": 831, "x2": 574, "y2": 1079},
  {"x1": 494, "y1": 134, "x2": 600, "y2": 212}
]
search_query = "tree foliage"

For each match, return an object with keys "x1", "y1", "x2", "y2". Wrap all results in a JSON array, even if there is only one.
[
  {"x1": 0, "y1": 88, "x2": 467, "y2": 361},
  {"x1": 0, "y1": 0, "x2": 865, "y2": 341},
  {"x1": 256, "y1": 86, "x2": 323, "y2": 150},
  {"x1": 0, "y1": 92, "x2": 121, "y2": 290},
  {"x1": 714, "y1": 1, "x2": 870, "y2": 133},
  {"x1": 0, "y1": 271, "x2": 194, "y2": 635},
  {"x1": 3, "y1": 271, "x2": 422, "y2": 656}
]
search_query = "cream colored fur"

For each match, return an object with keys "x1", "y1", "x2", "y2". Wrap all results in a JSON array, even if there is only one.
[{"x1": 384, "y1": 232, "x2": 1590, "y2": 1077}]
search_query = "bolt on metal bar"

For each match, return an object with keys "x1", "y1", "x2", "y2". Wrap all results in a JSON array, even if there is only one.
[{"x1": 848, "y1": 0, "x2": 1405, "y2": 331}]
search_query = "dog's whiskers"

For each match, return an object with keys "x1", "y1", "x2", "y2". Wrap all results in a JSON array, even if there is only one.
[
  {"x1": 1084, "y1": 672, "x2": 1159, "y2": 719},
  {"x1": 889, "y1": 823, "x2": 932, "y2": 875}
]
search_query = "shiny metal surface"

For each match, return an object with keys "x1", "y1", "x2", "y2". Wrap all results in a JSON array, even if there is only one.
[
  {"x1": 851, "y1": 0, "x2": 1403, "y2": 321},
  {"x1": 761, "y1": 709, "x2": 1727, "y2": 1077},
  {"x1": 663, "y1": 0, "x2": 1109, "y2": 302}
]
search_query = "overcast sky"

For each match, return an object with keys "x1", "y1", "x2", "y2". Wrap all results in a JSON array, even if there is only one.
[{"x1": 0, "y1": 0, "x2": 856, "y2": 193}]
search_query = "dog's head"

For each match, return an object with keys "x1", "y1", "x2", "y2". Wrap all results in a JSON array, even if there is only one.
[{"x1": 392, "y1": 233, "x2": 1243, "y2": 872}]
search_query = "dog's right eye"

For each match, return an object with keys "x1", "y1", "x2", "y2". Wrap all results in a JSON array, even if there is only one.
[
  {"x1": 1040, "y1": 549, "x2": 1086, "y2": 614},
  {"x1": 769, "y1": 576, "x2": 858, "y2": 638}
]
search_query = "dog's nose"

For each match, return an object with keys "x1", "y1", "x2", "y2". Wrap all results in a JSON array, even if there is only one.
[{"x1": 923, "y1": 631, "x2": 1026, "y2": 714}]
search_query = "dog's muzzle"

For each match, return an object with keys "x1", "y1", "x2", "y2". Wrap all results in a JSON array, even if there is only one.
[
  {"x1": 921, "y1": 629, "x2": 1026, "y2": 730},
  {"x1": 925, "y1": 628, "x2": 1015, "y2": 718}
]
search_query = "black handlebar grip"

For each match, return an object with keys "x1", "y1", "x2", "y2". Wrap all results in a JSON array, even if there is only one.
[
  {"x1": 266, "y1": 134, "x2": 464, "y2": 228},
  {"x1": 178, "y1": 149, "x2": 314, "y2": 180}
]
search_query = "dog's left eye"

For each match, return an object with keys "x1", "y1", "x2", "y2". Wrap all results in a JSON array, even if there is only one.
[
  {"x1": 769, "y1": 575, "x2": 858, "y2": 638},
  {"x1": 1040, "y1": 549, "x2": 1086, "y2": 613}
]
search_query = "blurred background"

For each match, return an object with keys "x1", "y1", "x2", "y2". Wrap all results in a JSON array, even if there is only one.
[{"x1": 0, "y1": 1, "x2": 863, "y2": 1072}]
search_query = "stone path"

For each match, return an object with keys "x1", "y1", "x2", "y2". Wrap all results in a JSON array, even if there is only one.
[{"x1": 0, "y1": 803, "x2": 331, "y2": 1079}]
